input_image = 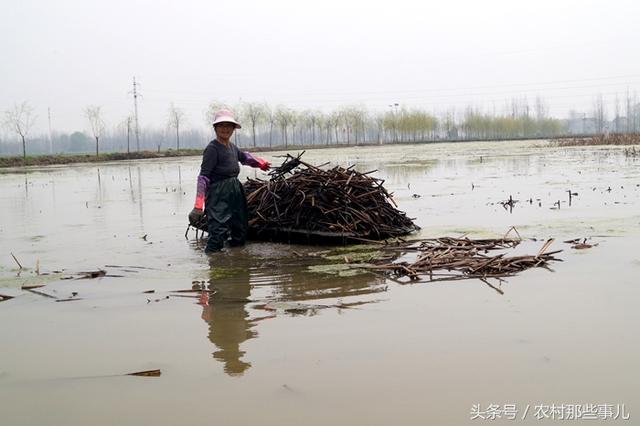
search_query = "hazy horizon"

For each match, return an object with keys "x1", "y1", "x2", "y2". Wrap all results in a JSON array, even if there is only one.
[{"x1": 2, "y1": 0, "x2": 639, "y2": 135}]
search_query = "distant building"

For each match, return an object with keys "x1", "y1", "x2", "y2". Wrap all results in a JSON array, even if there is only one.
[
  {"x1": 565, "y1": 114, "x2": 597, "y2": 134},
  {"x1": 611, "y1": 116, "x2": 628, "y2": 133}
]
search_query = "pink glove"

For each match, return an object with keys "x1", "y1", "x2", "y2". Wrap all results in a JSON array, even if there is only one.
[
  {"x1": 242, "y1": 152, "x2": 270, "y2": 171},
  {"x1": 259, "y1": 161, "x2": 271, "y2": 171}
]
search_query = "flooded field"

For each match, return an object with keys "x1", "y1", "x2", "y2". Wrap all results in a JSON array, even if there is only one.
[{"x1": 1, "y1": 140, "x2": 639, "y2": 425}]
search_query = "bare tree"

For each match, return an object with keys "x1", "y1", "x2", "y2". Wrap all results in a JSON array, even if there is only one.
[
  {"x1": 3, "y1": 102, "x2": 36, "y2": 159},
  {"x1": 263, "y1": 104, "x2": 277, "y2": 147},
  {"x1": 85, "y1": 105, "x2": 105, "y2": 157},
  {"x1": 633, "y1": 91, "x2": 640, "y2": 133},
  {"x1": 304, "y1": 110, "x2": 321, "y2": 145},
  {"x1": 624, "y1": 89, "x2": 638, "y2": 133},
  {"x1": 534, "y1": 96, "x2": 548, "y2": 122},
  {"x1": 323, "y1": 113, "x2": 336, "y2": 145},
  {"x1": 289, "y1": 110, "x2": 299, "y2": 145},
  {"x1": 374, "y1": 113, "x2": 385, "y2": 144},
  {"x1": 275, "y1": 106, "x2": 294, "y2": 147},
  {"x1": 297, "y1": 110, "x2": 312, "y2": 145},
  {"x1": 167, "y1": 103, "x2": 186, "y2": 151},
  {"x1": 204, "y1": 100, "x2": 232, "y2": 127},
  {"x1": 348, "y1": 106, "x2": 368, "y2": 144},
  {"x1": 336, "y1": 108, "x2": 352, "y2": 144},
  {"x1": 382, "y1": 110, "x2": 398, "y2": 143},
  {"x1": 625, "y1": 89, "x2": 631, "y2": 133},
  {"x1": 120, "y1": 115, "x2": 134, "y2": 154},
  {"x1": 240, "y1": 102, "x2": 265, "y2": 148},
  {"x1": 592, "y1": 94, "x2": 606, "y2": 134},
  {"x1": 330, "y1": 111, "x2": 341, "y2": 144}
]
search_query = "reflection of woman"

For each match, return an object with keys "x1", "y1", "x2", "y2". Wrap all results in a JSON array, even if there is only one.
[
  {"x1": 189, "y1": 109, "x2": 270, "y2": 253},
  {"x1": 200, "y1": 263, "x2": 256, "y2": 376},
  {"x1": 197, "y1": 250, "x2": 386, "y2": 376}
]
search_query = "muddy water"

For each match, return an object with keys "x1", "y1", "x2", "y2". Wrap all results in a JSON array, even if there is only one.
[{"x1": 1, "y1": 140, "x2": 639, "y2": 425}]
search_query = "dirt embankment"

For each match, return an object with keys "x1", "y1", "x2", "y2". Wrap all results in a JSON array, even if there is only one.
[
  {"x1": 0, "y1": 149, "x2": 205, "y2": 168},
  {"x1": 0, "y1": 143, "x2": 352, "y2": 168},
  {"x1": 552, "y1": 133, "x2": 640, "y2": 147}
]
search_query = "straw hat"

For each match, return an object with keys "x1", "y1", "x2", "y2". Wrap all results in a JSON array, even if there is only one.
[{"x1": 212, "y1": 109, "x2": 241, "y2": 129}]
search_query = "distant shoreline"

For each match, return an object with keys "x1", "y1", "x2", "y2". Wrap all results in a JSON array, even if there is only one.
[
  {"x1": 1, "y1": 134, "x2": 638, "y2": 168},
  {"x1": 0, "y1": 149, "x2": 204, "y2": 168}
]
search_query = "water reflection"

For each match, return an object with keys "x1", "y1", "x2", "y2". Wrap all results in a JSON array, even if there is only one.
[
  {"x1": 96, "y1": 168, "x2": 103, "y2": 204},
  {"x1": 381, "y1": 164, "x2": 429, "y2": 184},
  {"x1": 50, "y1": 177, "x2": 56, "y2": 205},
  {"x1": 201, "y1": 260, "x2": 256, "y2": 376},
  {"x1": 127, "y1": 166, "x2": 135, "y2": 203},
  {"x1": 136, "y1": 166, "x2": 144, "y2": 227},
  {"x1": 197, "y1": 245, "x2": 388, "y2": 377}
]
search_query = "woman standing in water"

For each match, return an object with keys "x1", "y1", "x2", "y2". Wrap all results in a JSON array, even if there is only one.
[{"x1": 189, "y1": 109, "x2": 270, "y2": 253}]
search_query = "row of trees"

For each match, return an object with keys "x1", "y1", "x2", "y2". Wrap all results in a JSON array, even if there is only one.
[
  {"x1": 3, "y1": 94, "x2": 640, "y2": 157},
  {"x1": 214, "y1": 101, "x2": 565, "y2": 148}
]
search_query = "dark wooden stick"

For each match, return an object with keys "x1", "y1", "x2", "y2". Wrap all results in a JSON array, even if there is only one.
[{"x1": 10, "y1": 252, "x2": 23, "y2": 269}]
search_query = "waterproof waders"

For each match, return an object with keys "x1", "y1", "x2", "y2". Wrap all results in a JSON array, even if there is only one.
[{"x1": 205, "y1": 177, "x2": 248, "y2": 252}]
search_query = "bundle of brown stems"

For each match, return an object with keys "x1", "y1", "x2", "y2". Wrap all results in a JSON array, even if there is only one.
[
  {"x1": 359, "y1": 237, "x2": 561, "y2": 283},
  {"x1": 243, "y1": 153, "x2": 419, "y2": 240}
]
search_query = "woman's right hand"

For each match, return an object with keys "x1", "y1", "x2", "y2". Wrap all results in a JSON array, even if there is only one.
[{"x1": 189, "y1": 208, "x2": 204, "y2": 224}]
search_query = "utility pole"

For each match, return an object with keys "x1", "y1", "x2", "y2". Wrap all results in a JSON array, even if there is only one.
[
  {"x1": 126, "y1": 116, "x2": 131, "y2": 155},
  {"x1": 47, "y1": 107, "x2": 53, "y2": 154},
  {"x1": 132, "y1": 76, "x2": 141, "y2": 151}
]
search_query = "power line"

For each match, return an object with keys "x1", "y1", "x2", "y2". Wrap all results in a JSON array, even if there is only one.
[
  {"x1": 141, "y1": 72, "x2": 640, "y2": 99},
  {"x1": 138, "y1": 82, "x2": 640, "y2": 111}
]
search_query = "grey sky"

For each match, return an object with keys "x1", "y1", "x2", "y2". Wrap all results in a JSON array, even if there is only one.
[{"x1": 2, "y1": 0, "x2": 639, "y2": 134}]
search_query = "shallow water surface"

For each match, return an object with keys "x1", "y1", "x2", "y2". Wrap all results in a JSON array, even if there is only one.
[{"x1": 1, "y1": 140, "x2": 639, "y2": 425}]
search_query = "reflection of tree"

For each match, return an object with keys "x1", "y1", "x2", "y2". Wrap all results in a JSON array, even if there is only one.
[
  {"x1": 273, "y1": 267, "x2": 387, "y2": 303},
  {"x1": 379, "y1": 163, "x2": 438, "y2": 185},
  {"x1": 201, "y1": 258, "x2": 256, "y2": 376}
]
